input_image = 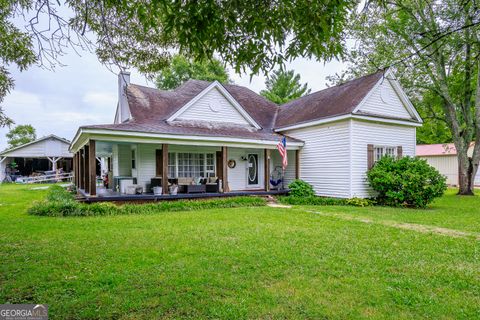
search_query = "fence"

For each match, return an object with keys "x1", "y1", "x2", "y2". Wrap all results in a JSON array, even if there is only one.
[{"x1": 16, "y1": 172, "x2": 74, "y2": 184}]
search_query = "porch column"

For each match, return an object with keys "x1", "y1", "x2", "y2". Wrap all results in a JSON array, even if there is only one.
[
  {"x1": 89, "y1": 140, "x2": 96, "y2": 196},
  {"x1": 295, "y1": 150, "x2": 300, "y2": 180},
  {"x1": 77, "y1": 152, "x2": 82, "y2": 188},
  {"x1": 73, "y1": 153, "x2": 77, "y2": 187},
  {"x1": 264, "y1": 149, "x2": 270, "y2": 192},
  {"x1": 222, "y1": 146, "x2": 229, "y2": 192},
  {"x1": 162, "y1": 144, "x2": 169, "y2": 194},
  {"x1": 80, "y1": 148, "x2": 85, "y2": 190},
  {"x1": 84, "y1": 145, "x2": 90, "y2": 194}
]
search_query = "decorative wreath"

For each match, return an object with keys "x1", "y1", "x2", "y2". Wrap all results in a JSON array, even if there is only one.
[{"x1": 227, "y1": 159, "x2": 236, "y2": 168}]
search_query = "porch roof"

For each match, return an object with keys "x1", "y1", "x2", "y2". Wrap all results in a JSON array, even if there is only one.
[{"x1": 70, "y1": 122, "x2": 303, "y2": 152}]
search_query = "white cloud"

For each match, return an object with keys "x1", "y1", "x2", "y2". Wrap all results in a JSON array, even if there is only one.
[{"x1": 82, "y1": 91, "x2": 116, "y2": 108}]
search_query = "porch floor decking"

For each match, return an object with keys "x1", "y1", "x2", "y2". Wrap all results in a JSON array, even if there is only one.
[{"x1": 78, "y1": 187, "x2": 288, "y2": 203}]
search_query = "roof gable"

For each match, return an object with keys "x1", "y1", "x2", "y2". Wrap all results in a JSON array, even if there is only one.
[
  {"x1": 167, "y1": 81, "x2": 261, "y2": 129},
  {"x1": 0, "y1": 135, "x2": 72, "y2": 158},
  {"x1": 274, "y1": 72, "x2": 384, "y2": 129},
  {"x1": 274, "y1": 70, "x2": 422, "y2": 130},
  {"x1": 353, "y1": 70, "x2": 422, "y2": 122}
]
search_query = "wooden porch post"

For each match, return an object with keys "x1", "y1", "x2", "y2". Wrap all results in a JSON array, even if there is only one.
[
  {"x1": 89, "y1": 140, "x2": 96, "y2": 196},
  {"x1": 264, "y1": 149, "x2": 270, "y2": 191},
  {"x1": 78, "y1": 152, "x2": 82, "y2": 188},
  {"x1": 74, "y1": 153, "x2": 78, "y2": 187},
  {"x1": 222, "y1": 146, "x2": 229, "y2": 192},
  {"x1": 84, "y1": 145, "x2": 90, "y2": 194},
  {"x1": 162, "y1": 144, "x2": 169, "y2": 194},
  {"x1": 295, "y1": 150, "x2": 300, "y2": 180},
  {"x1": 79, "y1": 148, "x2": 85, "y2": 190}
]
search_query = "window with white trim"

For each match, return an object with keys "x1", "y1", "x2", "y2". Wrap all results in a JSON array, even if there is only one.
[
  {"x1": 131, "y1": 149, "x2": 136, "y2": 169},
  {"x1": 374, "y1": 146, "x2": 397, "y2": 162},
  {"x1": 205, "y1": 153, "x2": 215, "y2": 177},
  {"x1": 168, "y1": 153, "x2": 176, "y2": 178}
]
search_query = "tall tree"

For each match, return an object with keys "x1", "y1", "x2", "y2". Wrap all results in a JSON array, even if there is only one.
[
  {"x1": 6, "y1": 124, "x2": 36, "y2": 148},
  {"x1": 155, "y1": 55, "x2": 230, "y2": 90},
  {"x1": 1, "y1": 0, "x2": 356, "y2": 126},
  {"x1": 331, "y1": 0, "x2": 480, "y2": 195},
  {"x1": 260, "y1": 69, "x2": 311, "y2": 104}
]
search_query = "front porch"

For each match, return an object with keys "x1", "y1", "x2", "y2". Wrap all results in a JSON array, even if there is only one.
[
  {"x1": 71, "y1": 138, "x2": 300, "y2": 201},
  {"x1": 77, "y1": 186, "x2": 289, "y2": 202}
]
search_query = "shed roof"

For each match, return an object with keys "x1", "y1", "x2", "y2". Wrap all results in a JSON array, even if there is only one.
[{"x1": 416, "y1": 143, "x2": 457, "y2": 156}]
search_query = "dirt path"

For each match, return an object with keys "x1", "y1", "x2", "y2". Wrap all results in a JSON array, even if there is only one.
[{"x1": 302, "y1": 209, "x2": 480, "y2": 240}]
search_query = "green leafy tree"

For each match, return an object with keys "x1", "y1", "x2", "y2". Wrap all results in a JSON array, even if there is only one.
[
  {"x1": 1, "y1": 0, "x2": 356, "y2": 126},
  {"x1": 155, "y1": 55, "x2": 230, "y2": 90},
  {"x1": 330, "y1": 0, "x2": 480, "y2": 195},
  {"x1": 6, "y1": 124, "x2": 36, "y2": 148},
  {"x1": 260, "y1": 69, "x2": 311, "y2": 104}
]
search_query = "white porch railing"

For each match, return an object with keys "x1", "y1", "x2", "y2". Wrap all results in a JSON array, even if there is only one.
[{"x1": 17, "y1": 172, "x2": 74, "y2": 184}]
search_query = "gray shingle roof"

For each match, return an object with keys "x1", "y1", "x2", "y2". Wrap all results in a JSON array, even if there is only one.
[{"x1": 81, "y1": 71, "x2": 389, "y2": 142}]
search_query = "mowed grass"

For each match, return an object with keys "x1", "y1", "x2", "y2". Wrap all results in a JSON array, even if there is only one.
[
  {"x1": 0, "y1": 184, "x2": 479, "y2": 319},
  {"x1": 303, "y1": 189, "x2": 480, "y2": 233}
]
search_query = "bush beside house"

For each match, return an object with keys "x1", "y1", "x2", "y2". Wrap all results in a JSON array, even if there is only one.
[{"x1": 367, "y1": 156, "x2": 447, "y2": 208}]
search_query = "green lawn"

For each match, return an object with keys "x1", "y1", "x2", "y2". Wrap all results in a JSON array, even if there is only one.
[
  {"x1": 1, "y1": 184, "x2": 479, "y2": 319},
  {"x1": 302, "y1": 189, "x2": 480, "y2": 233}
]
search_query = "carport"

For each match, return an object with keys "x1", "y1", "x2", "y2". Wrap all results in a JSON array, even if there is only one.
[{"x1": 0, "y1": 135, "x2": 73, "y2": 182}]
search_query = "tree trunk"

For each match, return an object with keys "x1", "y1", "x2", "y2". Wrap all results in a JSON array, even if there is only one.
[{"x1": 457, "y1": 149, "x2": 475, "y2": 195}]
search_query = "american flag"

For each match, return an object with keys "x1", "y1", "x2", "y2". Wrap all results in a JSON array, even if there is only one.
[{"x1": 277, "y1": 136, "x2": 288, "y2": 170}]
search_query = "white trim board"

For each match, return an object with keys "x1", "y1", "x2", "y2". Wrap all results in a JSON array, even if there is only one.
[
  {"x1": 70, "y1": 128, "x2": 303, "y2": 153},
  {"x1": 167, "y1": 81, "x2": 262, "y2": 130},
  {"x1": 274, "y1": 113, "x2": 422, "y2": 132}
]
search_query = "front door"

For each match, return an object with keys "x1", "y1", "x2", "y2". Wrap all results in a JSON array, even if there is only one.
[{"x1": 247, "y1": 154, "x2": 259, "y2": 186}]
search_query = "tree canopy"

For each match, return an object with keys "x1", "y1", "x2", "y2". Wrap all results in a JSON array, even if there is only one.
[
  {"x1": 6, "y1": 124, "x2": 37, "y2": 148},
  {"x1": 334, "y1": 0, "x2": 480, "y2": 194},
  {"x1": 155, "y1": 55, "x2": 230, "y2": 90},
  {"x1": 260, "y1": 69, "x2": 311, "y2": 104},
  {"x1": 1, "y1": 0, "x2": 356, "y2": 126}
]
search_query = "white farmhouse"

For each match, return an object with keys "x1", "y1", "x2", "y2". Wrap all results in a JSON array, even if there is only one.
[{"x1": 70, "y1": 69, "x2": 422, "y2": 200}]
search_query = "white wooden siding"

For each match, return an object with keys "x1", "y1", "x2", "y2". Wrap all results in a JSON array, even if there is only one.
[
  {"x1": 227, "y1": 147, "x2": 265, "y2": 191},
  {"x1": 0, "y1": 158, "x2": 8, "y2": 181},
  {"x1": 477, "y1": 167, "x2": 480, "y2": 186},
  {"x1": 419, "y1": 155, "x2": 458, "y2": 185},
  {"x1": 284, "y1": 120, "x2": 351, "y2": 198},
  {"x1": 112, "y1": 144, "x2": 132, "y2": 177},
  {"x1": 351, "y1": 120, "x2": 416, "y2": 198},
  {"x1": 1, "y1": 138, "x2": 72, "y2": 158},
  {"x1": 357, "y1": 79, "x2": 413, "y2": 120},
  {"x1": 177, "y1": 87, "x2": 251, "y2": 126},
  {"x1": 136, "y1": 144, "x2": 157, "y2": 192}
]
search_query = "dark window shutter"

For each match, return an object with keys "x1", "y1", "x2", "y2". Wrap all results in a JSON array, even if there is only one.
[
  {"x1": 156, "y1": 149, "x2": 162, "y2": 177},
  {"x1": 397, "y1": 146, "x2": 403, "y2": 159},
  {"x1": 367, "y1": 144, "x2": 374, "y2": 170}
]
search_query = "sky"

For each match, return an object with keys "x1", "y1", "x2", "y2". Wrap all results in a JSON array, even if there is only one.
[{"x1": 0, "y1": 35, "x2": 347, "y2": 151}]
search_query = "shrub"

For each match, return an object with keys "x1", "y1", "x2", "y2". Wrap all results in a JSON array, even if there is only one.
[
  {"x1": 279, "y1": 196, "x2": 347, "y2": 206},
  {"x1": 28, "y1": 186, "x2": 267, "y2": 217},
  {"x1": 287, "y1": 179, "x2": 315, "y2": 197},
  {"x1": 367, "y1": 156, "x2": 447, "y2": 208},
  {"x1": 345, "y1": 197, "x2": 375, "y2": 207}
]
